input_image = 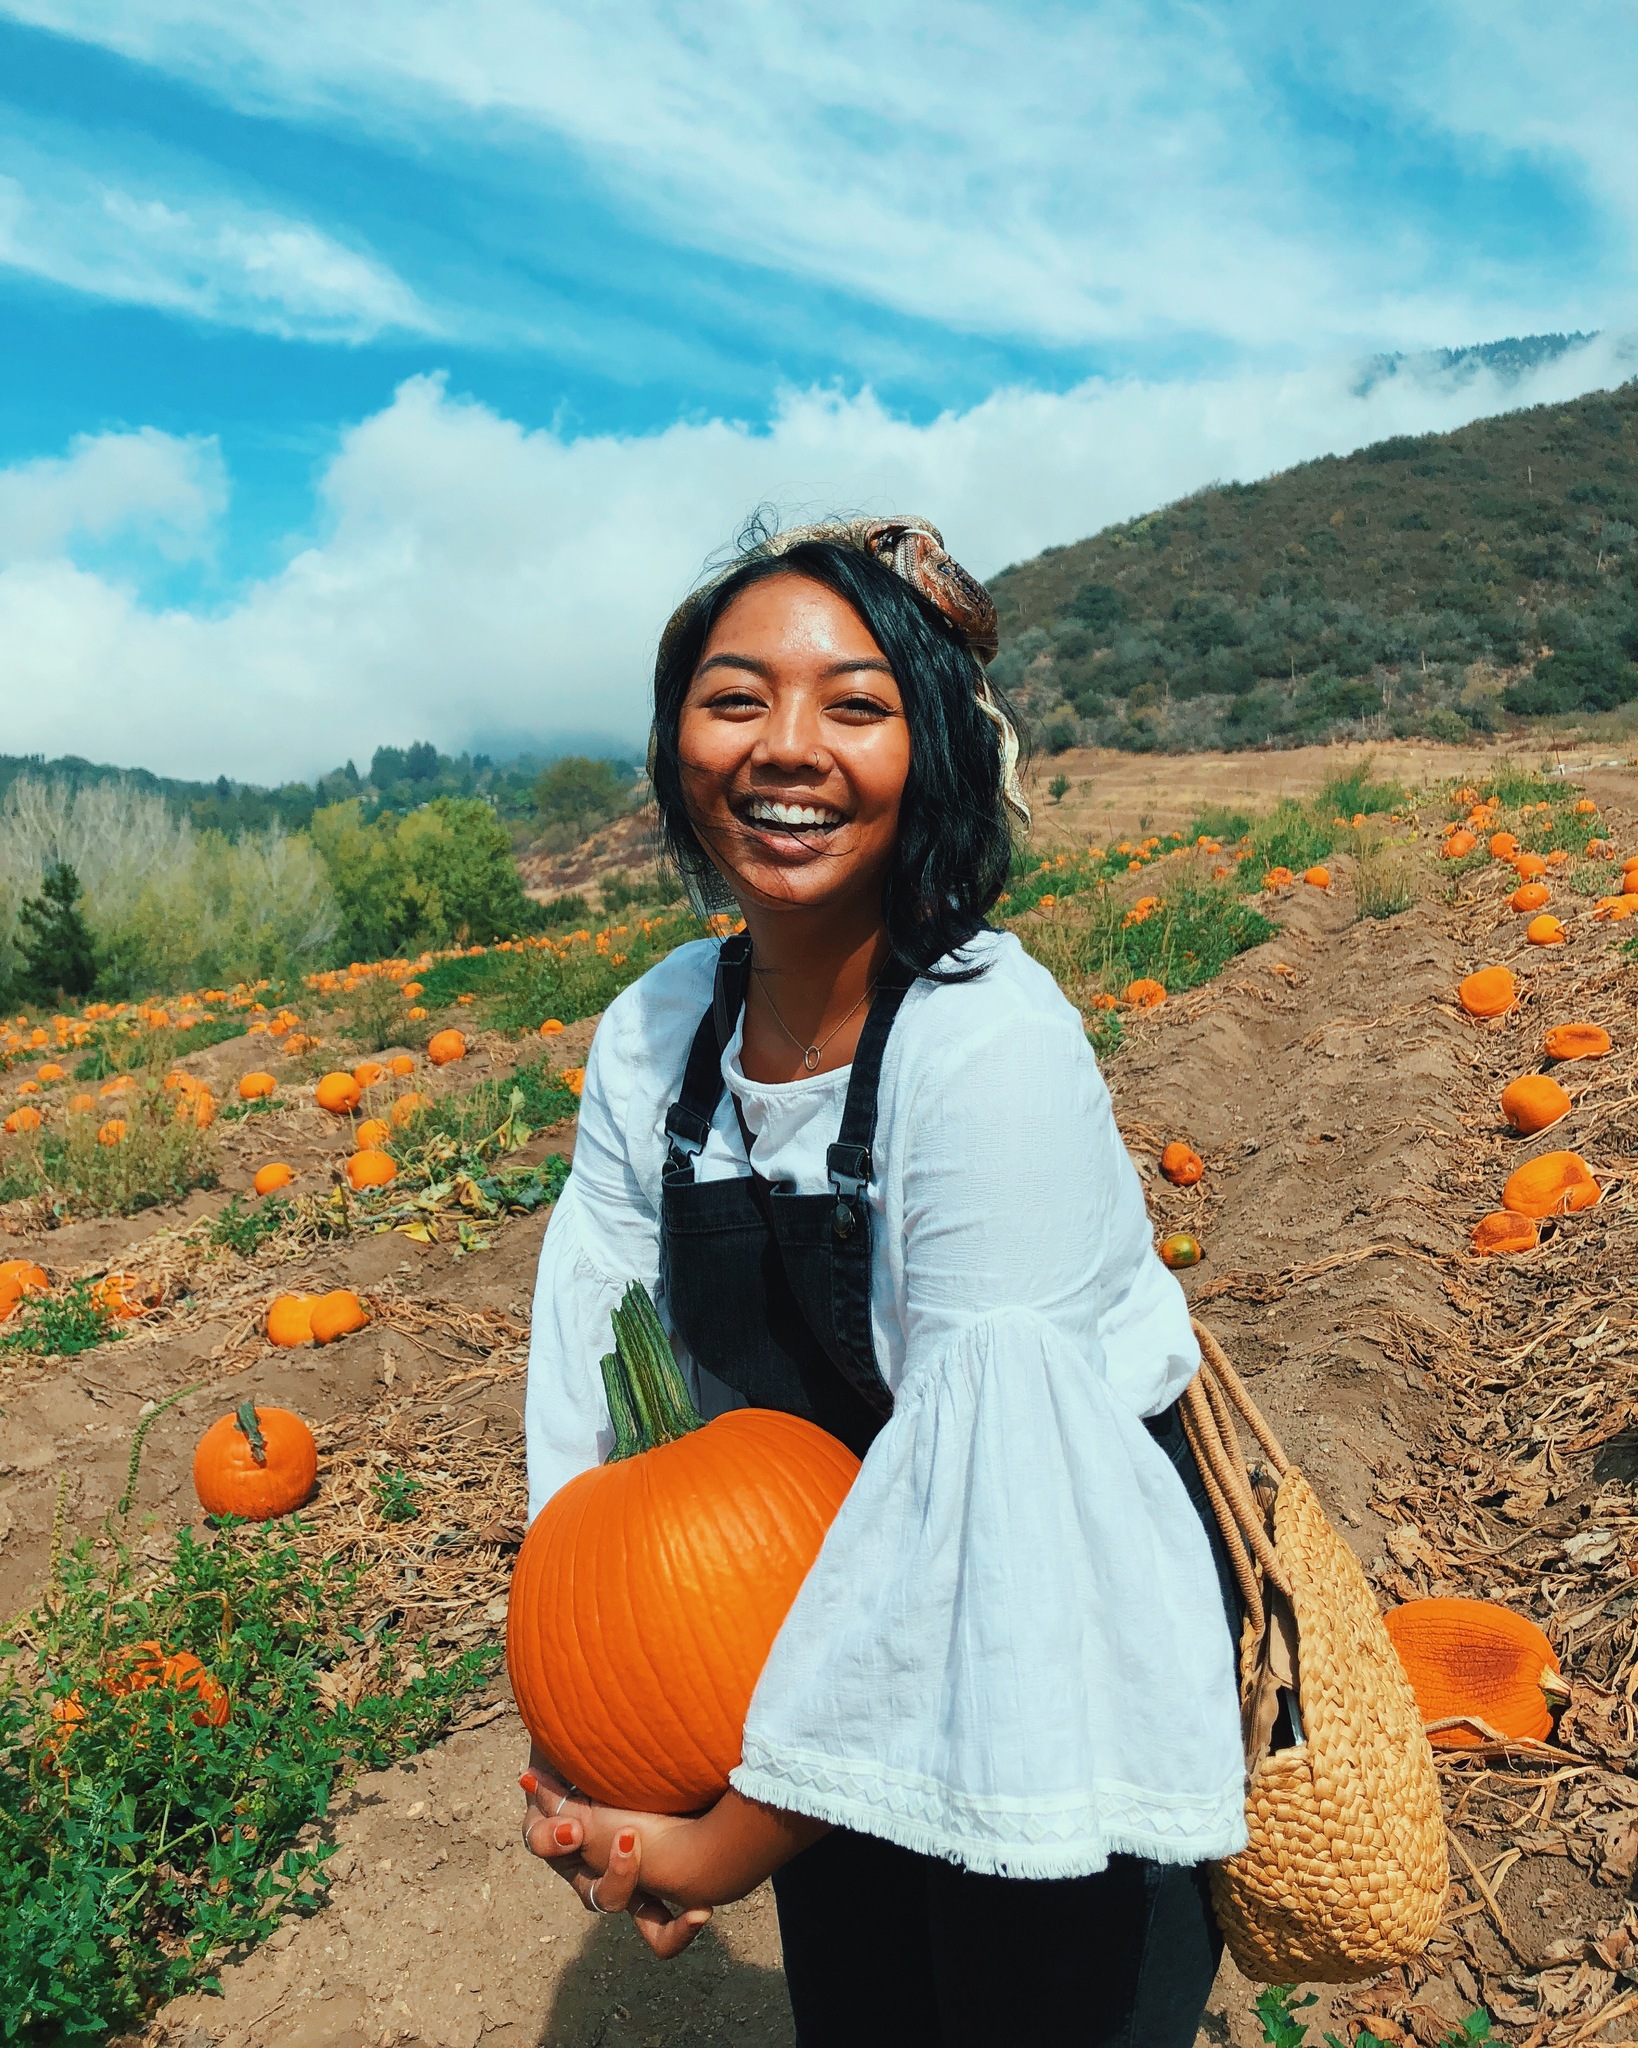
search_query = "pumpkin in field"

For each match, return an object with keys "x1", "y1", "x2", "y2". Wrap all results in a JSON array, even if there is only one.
[
  {"x1": 388, "y1": 1055, "x2": 417, "y2": 1076},
  {"x1": 539, "y1": 1018, "x2": 565, "y2": 1037},
  {"x1": 68, "y1": 1092, "x2": 95, "y2": 1114},
  {"x1": 354, "y1": 1117, "x2": 391, "y2": 1150},
  {"x1": 1526, "y1": 914, "x2": 1565, "y2": 946},
  {"x1": 1159, "y1": 1232, "x2": 1203, "y2": 1269},
  {"x1": 1510, "y1": 883, "x2": 1550, "y2": 914},
  {"x1": 1511, "y1": 852, "x2": 1547, "y2": 880},
  {"x1": 1573, "y1": 799, "x2": 1598, "y2": 817},
  {"x1": 508, "y1": 1282, "x2": 859, "y2": 1812},
  {"x1": 352, "y1": 1061, "x2": 386, "y2": 1090},
  {"x1": 1501, "y1": 1150, "x2": 1600, "y2": 1219},
  {"x1": 1261, "y1": 866, "x2": 1294, "y2": 889},
  {"x1": 345, "y1": 1149, "x2": 398, "y2": 1190},
  {"x1": 0, "y1": 1260, "x2": 49, "y2": 1323},
  {"x1": 1470, "y1": 1212, "x2": 1538, "y2": 1257},
  {"x1": 1499, "y1": 1075, "x2": 1572, "y2": 1136},
  {"x1": 1124, "y1": 978, "x2": 1166, "y2": 1009},
  {"x1": 91, "y1": 1272, "x2": 152, "y2": 1319},
  {"x1": 1160, "y1": 1142, "x2": 1204, "y2": 1187},
  {"x1": 1384, "y1": 1598, "x2": 1569, "y2": 1748},
  {"x1": 238, "y1": 1072, "x2": 277, "y2": 1101},
  {"x1": 1543, "y1": 1023, "x2": 1610, "y2": 1062},
  {"x1": 1441, "y1": 830, "x2": 1477, "y2": 859},
  {"x1": 193, "y1": 1401, "x2": 317, "y2": 1519},
  {"x1": 108, "y1": 1642, "x2": 231, "y2": 1728},
  {"x1": 1457, "y1": 967, "x2": 1516, "y2": 1019},
  {"x1": 96, "y1": 1118, "x2": 127, "y2": 1146},
  {"x1": 265, "y1": 1293, "x2": 315, "y2": 1346},
  {"x1": 560, "y1": 1066, "x2": 586, "y2": 1097},
  {"x1": 36, "y1": 1062, "x2": 64, "y2": 1083},
  {"x1": 389, "y1": 1091, "x2": 432, "y2": 1127},
  {"x1": 4, "y1": 1106, "x2": 43, "y2": 1134},
  {"x1": 315, "y1": 1071, "x2": 362, "y2": 1115},
  {"x1": 310, "y1": 1289, "x2": 369, "y2": 1343},
  {"x1": 1488, "y1": 832, "x2": 1520, "y2": 860},
  {"x1": 253, "y1": 1161, "x2": 295, "y2": 1195},
  {"x1": 1302, "y1": 865, "x2": 1330, "y2": 889},
  {"x1": 175, "y1": 1086, "x2": 216, "y2": 1128},
  {"x1": 427, "y1": 1029, "x2": 468, "y2": 1066}
]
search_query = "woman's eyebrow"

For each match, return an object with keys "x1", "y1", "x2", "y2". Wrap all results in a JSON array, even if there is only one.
[{"x1": 694, "y1": 653, "x2": 896, "y2": 679}]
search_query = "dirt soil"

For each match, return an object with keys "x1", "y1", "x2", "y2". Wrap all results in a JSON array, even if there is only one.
[{"x1": 6, "y1": 751, "x2": 1638, "y2": 2048}]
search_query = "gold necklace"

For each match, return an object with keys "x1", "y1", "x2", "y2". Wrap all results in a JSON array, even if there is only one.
[{"x1": 754, "y1": 971, "x2": 878, "y2": 1072}]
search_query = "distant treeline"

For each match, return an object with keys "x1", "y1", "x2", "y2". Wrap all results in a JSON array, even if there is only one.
[{"x1": 990, "y1": 374, "x2": 1638, "y2": 752}]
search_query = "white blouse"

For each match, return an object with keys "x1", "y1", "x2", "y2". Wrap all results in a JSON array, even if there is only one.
[{"x1": 524, "y1": 929, "x2": 1246, "y2": 1879}]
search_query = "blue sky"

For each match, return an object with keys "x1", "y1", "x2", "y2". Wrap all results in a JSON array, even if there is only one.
[{"x1": 1, "y1": 1, "x2": 1635, "y2": 780}]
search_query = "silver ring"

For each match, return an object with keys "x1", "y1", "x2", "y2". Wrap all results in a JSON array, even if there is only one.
[
  {"x1": 554, "y1": 1793, "x2": 569, "y2": 1817},
  {"x1": 588, "y1": 1878, "x2": 610, "y2": 1913}
]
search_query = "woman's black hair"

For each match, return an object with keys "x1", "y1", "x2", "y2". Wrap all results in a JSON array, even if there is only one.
[{"x1": 650, "y1": 538, "x2": 1021, "y2": 979}]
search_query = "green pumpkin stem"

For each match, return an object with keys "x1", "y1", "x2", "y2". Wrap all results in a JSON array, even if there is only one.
[
  {"x1": 603, "y1": 1281, "x2": 702, "y2": 1461},
  {"x1": 234, "y1": 1401, "x2": 269, "y2": 1467}
]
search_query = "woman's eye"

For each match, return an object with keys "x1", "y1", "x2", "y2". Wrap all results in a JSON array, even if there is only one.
[
  {"x1": 833, "y1": 695, "x2": 893, "y2": 720},
  {"x1": 706, "y1": 689, "x2": 764, "y2": 712}
]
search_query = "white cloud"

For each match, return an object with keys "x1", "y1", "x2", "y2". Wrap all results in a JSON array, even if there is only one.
[
  {"x1": 6, "y1": 1, "x2": 1629, "y2": 349},
  {"x1": 0, "y1": 139, "x2": 434, "y2": 341},
  {"x1": 1, "y1": 334, "x2": 1632, "y2": 784},
  {"x1": 0, "y1": 426, "x2": 226, "y2": 561}
]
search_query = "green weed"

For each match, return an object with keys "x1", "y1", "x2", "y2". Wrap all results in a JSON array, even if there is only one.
[
  {"x1": 0, "y1": 1519, "x2": 493, "y2": 2038},
  {"x1": 208, "y1": 1194, "x2": 294, "y2": 1257},
  {"x1": 0, "y1": 1086, "x2": 217, "y2": 1219},
  {"x1": 0, "y1": 1280, "x2": 121, "y2": 1359},
  {"x1": 1256, "y1": 1984, "x2": 1491, "y2": 2048},
  {"x1": 371, "y1": 1469, "x2": 423, "y2": 1523}
]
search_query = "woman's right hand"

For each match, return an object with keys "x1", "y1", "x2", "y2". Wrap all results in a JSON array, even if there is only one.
[{"x1": 519, "y1": 1746, "x2": 713, "y2": 1959}]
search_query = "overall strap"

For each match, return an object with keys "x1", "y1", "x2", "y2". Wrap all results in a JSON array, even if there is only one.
[
  {"x1": 662, "y1": 934, "x2": 750, "y2": 1174},
  {"x1": 827, "y1": 960, "x2": 916, "y2": 1201}
]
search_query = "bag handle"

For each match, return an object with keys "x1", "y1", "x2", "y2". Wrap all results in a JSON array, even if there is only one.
[{"x1": 1179, "y1": 1320, "x2": 1294, "y2": 1638}]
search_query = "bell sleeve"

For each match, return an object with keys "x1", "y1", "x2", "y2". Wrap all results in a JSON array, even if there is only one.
[
  {"x1": 729, "y1": 1005, "x2": 1246, "y2": 1878},
  {"x1": 522, "y1": 999, "x2": 662, "y2": 1521}
]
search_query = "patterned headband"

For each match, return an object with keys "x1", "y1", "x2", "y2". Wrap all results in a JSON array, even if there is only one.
[{"x1": 659, "y1": 516, "x2": 1029, "y2": 829}]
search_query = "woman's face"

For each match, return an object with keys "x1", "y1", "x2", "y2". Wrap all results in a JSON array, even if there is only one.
[{"x1": 678, "y1": 573, "x2": 912, "y2": 920}]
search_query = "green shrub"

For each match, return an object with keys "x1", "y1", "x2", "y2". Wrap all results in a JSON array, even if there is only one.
[
  {"x1": 0, "y1": 1520, "x2": 492, "y2": 2038},
  {"x1": 310, "y1": 797, "x2": 546, "y2": 960},
  {"x1": 0, "y1": 1085, "x2": 218, "y2": 1218}
]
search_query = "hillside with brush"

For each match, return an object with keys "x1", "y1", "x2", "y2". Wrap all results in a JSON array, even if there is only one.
[{"x1": 989, "y1": 374, "x2": 1638, "y2": 753}]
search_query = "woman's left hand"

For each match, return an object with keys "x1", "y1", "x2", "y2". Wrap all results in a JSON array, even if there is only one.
[{"x1": 520, "y1": 1749, "x2": 713, "y2": 1959}]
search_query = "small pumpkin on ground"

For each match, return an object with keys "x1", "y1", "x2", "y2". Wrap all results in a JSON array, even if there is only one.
[
  {"x1": 265, "y1": 1293, "x2": 315, "y2": 1346},
  {"x1": 1159, "y1": 1232, "x2": 1203, "y2": 1269},
  {"x1": 4, "y1": 1106, "x2": 43, "y2": 1134},
  {"x1": 310, "y1": 1289, "x2": 370, "y2": 1343},
  {"x1": 107, "y1": 1642, "x2": 231, "y2": 1728},
  {"x1": 509, "y1": 1282, "x2": 860, "y2": 1812},
  {"x1": 428, "y1": 1029, "x2": 468, "y2": 1066},
  {"x1": 315, "y1": 1071, "x2": 363, "y2": 1115},
  {"x1": 1441, "y1": 830, "x2": 1477, "y2": 859},
  {"x1": 1124, "y1": 978, "x2": 1166, "y2": 1009},
  {"x1": 345, "y1": 1149, "x2": 398, "y2": 1190},
  {"x1": 1543, "y1": 1023, "x2": 1610, "y2": 1061},
  {"x1": 389, "y1": 1091, "x2": 433, "y2": 1127},
  {"x1": 91, "y1": 1272, "x2": 153, "y2": 1319},
  {"x1": 1159, "y1": 1142, "x2": 1205, "y2": 1187},
  {"x1": 1499, "y1": 1074, "x2": 1572, "y2": 1136},
  {"x1": 193, "y1": 1401, "x2": 317, "y2": 1519},
  {"x1": 1511, "y1": 852, "x2": 1547, "y2": 880},
  {"x1": 96, "y1": 1117, "x2": 127, "y2": 1146},
  {"x1": 1488, "y1": 832, "x2": 1520, "y2": 860},
  {"x1": 253, "y1": 1161, "x2": 295, "y2": 1195},
  {"x1": 1501, "y1": 1150, "x2": 1600, "y2": 1219},
  {"x1": 68, "y1": 1091, "x2": 95, "y2": 1113},
  {"x1": 354, "y1": 1117, "x2": 391, "y2": 1150},
  {"x1": 539, "y1": 1018, "x2": 565, "y2": 1036},
  {"x1": 1302, "y1": 865, "x2": 1330, "y2": 889},
  {"x1": 238, "y1": 1071, "x2": 277, "y2": 1101},
  {"x1": 1509, "y1": 882, "x2": 1550, "y2": 914},
  {"x1": 388, "y1": 1054, "x2": 417, "y2": 1075},
  {"x1": 1261, "y1": 866, "x2": 1294, "y2": 889},
  {"x1": 1525, "y1": 914, "x2": 1566, "y2": 946},
  {"x1": 1470, "y1": 1212, "x2": 1538, "y2": 1257},
  {"x1": 1457, "y1": 967, "x2": 1517, "y2": 1019},
  {"x1": 352, "y1": 1061, "x2": 386, "y2": 1089},
  {"x1": 1384, "y1": 1597, "x2": 1569, "y2": 1748}
]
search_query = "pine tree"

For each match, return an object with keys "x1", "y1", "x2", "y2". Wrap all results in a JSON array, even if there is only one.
[{"x1": 17, "y1": 861, "x2": 98, "y2": 1000}]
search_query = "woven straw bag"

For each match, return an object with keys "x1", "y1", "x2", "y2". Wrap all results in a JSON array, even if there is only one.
[{"x1": 1180, "y1": 1323, "x2": 1448, "y2": 1983}]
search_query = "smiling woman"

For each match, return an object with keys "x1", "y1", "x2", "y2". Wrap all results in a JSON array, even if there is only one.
[{"x1": 517, "y1": 517, "x2": 1244, "y2": 2048}]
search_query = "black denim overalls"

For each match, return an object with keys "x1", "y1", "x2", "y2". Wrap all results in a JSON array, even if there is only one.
[{"x1": 654, "y1": 931, "x2": 1239, "y2": 2048}]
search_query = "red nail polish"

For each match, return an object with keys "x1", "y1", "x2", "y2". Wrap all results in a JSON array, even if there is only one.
[
  {"x1": 617, "y1": 1829, "x2": 636, "y2": 1855},
  {"x1": 554, "y1": 1821, "x2": 576, "y2": 1846},
  {"x1": 519, "y1": 1771, "x2": 538, "y2": 1795}
]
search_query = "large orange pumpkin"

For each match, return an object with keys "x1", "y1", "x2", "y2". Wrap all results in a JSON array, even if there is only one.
[
  {"x1": 238, "y1": 1071, "x2": 277, "y2": 1101},
  {"x1": 345, "y1": 1149, "x2": 398, "y2": 1190},
  {"x1": 1543, "y1": 1023, "x2": 1610, "y2": 1061},
  {"x1": 1511, "y1": 852, "x2": 1547, "y2": 881},
  {"x1": 1441, "y1": 830, "x2": 1477, "y2": 859},
  {"x1": 1501, "y1": 1150, "x2": 1600, "y2": 1219},
  {"x1": 309, "y1": 1289, "x2": 369, "y2": 1343},
  {"x1": 1499, "y1": 1074, "x2": 1571, "y2": 1136},
  {"x1": 1509, "y1": 883, "x2": 1550, "y2": 914},
  {"x1": 508, "y1": 1283, "x2": 858, "y2": 1813},
  {"x1": 315, "y1": 1071, "x2": 363, "y2": 1115},
  {"x1": 1384, "y1": 1598, "x2": 1568, "y2": 1748},
  {"x1": 354, "y1": 1117, "x2": 391, "y2": 1150},
  {"x1": 1457, "y1": 967, "x2": 1516, "y2": 1019},
  {"x1": 193, "y1": 1401, "x2": 317, "y2": 1519},
  {"x1": 427, "y1": 1029, "x2": 468, "y2": 1066},
  {"x1": 1488, "y1": 832, "x2": 1520, "y2": 860},
  {"x1": 265, "y1": 1293, "x2": 315, "y2": 1346},
  {"x1": 253, "y1": 1161, "x2": 295, "y2": 1195},
  {"x1": 1526, "y1": 914, "x2": 1565, "y2": 947}
]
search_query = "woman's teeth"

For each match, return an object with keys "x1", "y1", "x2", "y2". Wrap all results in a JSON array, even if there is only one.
[{"x1": 746, "y1": 801, "x2": 843, "y2": 829}]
